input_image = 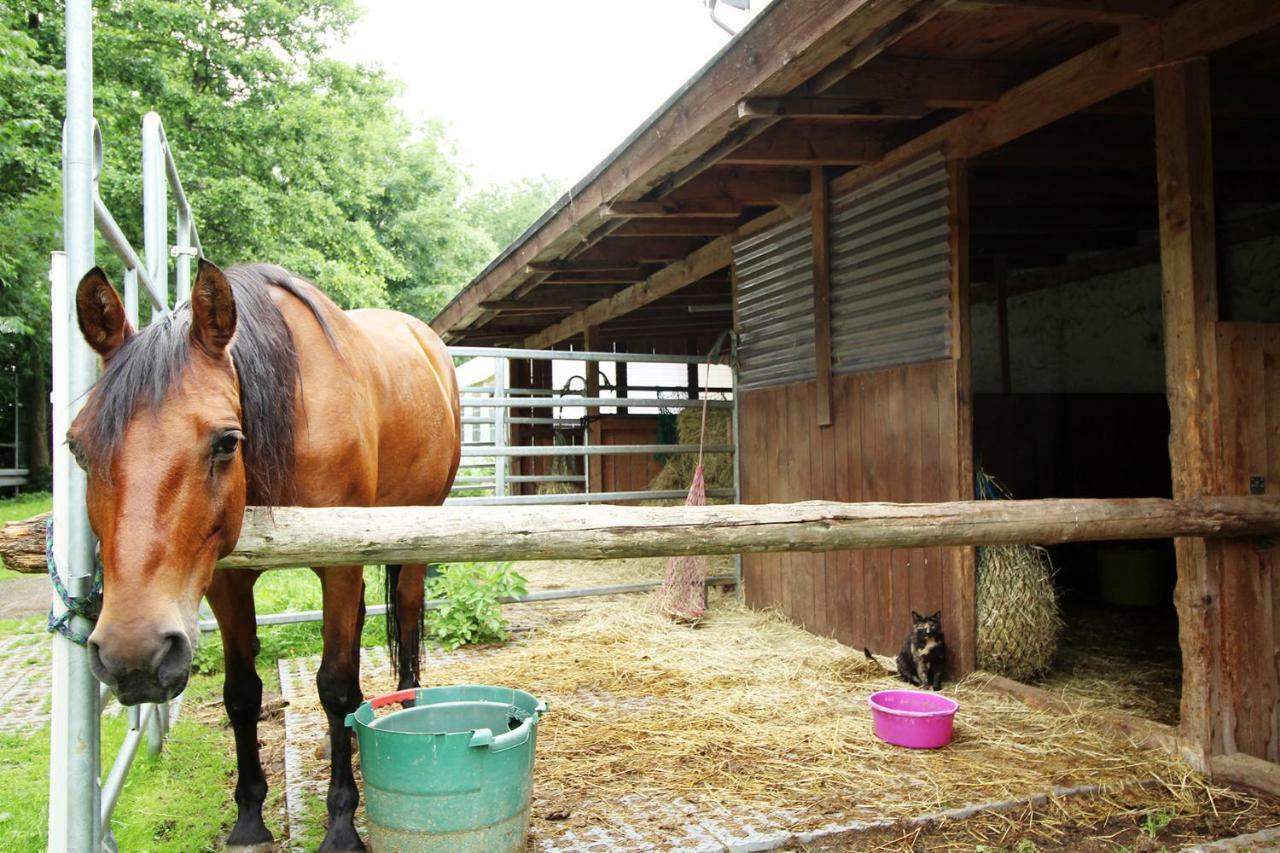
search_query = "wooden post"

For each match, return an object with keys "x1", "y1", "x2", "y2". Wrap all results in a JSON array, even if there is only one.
[
  {"x1": 616, "y1": 347, "x2": 629, "y2": 416},
  {"x1": 812, "y1": 166, "x2": 833, "y2": 427},
  {"x1": 948, "y1": 158, "x2": 977, "y2": 675},
  {"x1": 1156, "y1": 57, "x2": 1222, "y2": 768}
]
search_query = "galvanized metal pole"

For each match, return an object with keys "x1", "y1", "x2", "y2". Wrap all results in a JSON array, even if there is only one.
[
  {"x1": 141, "y1": 112, "x2": 168, "y2": 309},
  {"x1": 493, "y1": 356, "x2": 507, "y2": 499},
  {"x1": 50, "y1": 1, "x2": 104, "y2": 848}
]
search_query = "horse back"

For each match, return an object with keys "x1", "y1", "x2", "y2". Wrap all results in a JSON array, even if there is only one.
[{"x1": 267, "y1": 280, "x2": 460, "y2": 508}]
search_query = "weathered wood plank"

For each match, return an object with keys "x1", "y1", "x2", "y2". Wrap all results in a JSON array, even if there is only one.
[
  {"x1": 811, "y1": 167, "x2": 833, "y2": 427},
  {"x1": 4, "y1": 497, "x2": 1279, "y2": 573}
]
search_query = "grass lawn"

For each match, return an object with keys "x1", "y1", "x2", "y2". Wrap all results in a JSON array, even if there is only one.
[{"x1": 0, "y1": 490, "x2": 51, "y2": 580}]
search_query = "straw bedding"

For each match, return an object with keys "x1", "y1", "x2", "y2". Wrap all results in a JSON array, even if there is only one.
[{"x1": 418, "y1": 583, "x2": 1198, "y2": 840}]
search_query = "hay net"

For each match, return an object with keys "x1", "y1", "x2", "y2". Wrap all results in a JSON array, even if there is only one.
[{"x1": 975, "y1": 468, "x2": 1064, "y2": 681}]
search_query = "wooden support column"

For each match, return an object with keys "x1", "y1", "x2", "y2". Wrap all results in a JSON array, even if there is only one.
[
  {"x1": 616, "y1": 347, "x2": 629, "y2": 416},
  {"x1": 947, "y1": 158, "x2": 977, "y2": 675},
  {"x1": 812, "y1": 166, "x2": 834, "y2": 427},
  {"x1": 1155, "y1": 57, "x2": 1222, "y2": 768}
]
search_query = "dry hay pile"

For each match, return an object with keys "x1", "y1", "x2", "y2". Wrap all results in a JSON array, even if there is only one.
[
  {"x1": 975, "y1": 471, "x2": 1063, "y2": 681},
  {"x1": 423, "y1": 595, "x2": 1187, "y2": 839},
  {"x1": 648, "y1": 406, "x2": 733, "y2": 497}
]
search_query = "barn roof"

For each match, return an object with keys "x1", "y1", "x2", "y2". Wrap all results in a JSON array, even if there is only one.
[{"x1": 430, "y1": 0, "x2": 1280, "y2": 351}]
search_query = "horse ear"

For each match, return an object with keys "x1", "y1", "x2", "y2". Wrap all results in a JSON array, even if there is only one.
[
  {"x1": 190, "y1": 258, "x2": 237, "y2": 357},
  {"x1": 76, "y1": 267, "x2": 134, "y2": 360}
]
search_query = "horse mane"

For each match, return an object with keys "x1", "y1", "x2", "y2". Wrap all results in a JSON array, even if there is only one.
[{"x1": 76, "y1": 263, "x2": 336, "y2": 505}]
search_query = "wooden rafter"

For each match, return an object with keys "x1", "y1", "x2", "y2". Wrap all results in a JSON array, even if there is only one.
[
  {"x1": 720, "y1": 122, "x2": 900, "y2": 165},
  {"x1": 817, "y1": 56, "x2": 1023, "y2": 107},
  {"x1": 609, "y1": 219, "x2": 738, "y2": 237},
  {"x1": 951, "y1": 0, "x2": 1174, "y2": 24},
  {"x1": 738, "y1": 96, "x2": 930, "y2": 120},
  {"x1": 600, "y1": 201, "x2": 743, "y2": 219},
  {"x1": 523, "y1": 234, "x2": 735, "y2": 350}
]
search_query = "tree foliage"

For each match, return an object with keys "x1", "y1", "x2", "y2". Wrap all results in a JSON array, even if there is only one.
[
  {"x1": 0, "y1": 0, "x2": 556, "y2": 345},
  {"x1": 0, "y1": 1, "x2": 561, "y2": 478}
]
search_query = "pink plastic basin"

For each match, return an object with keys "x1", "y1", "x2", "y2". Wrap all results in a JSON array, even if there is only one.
[{"x1": 868, "y1": 690, "x2": 959, "y2": 749}]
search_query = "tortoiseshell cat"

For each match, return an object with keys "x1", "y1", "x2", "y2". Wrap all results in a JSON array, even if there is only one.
[{"x1": 866, "y1": 610, "x2": 947, "y2": 691}]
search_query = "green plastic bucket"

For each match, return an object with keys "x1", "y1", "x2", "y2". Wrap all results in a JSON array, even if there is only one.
[{"x1": 345, "y1": 685, "x2": 547, "y2": 852}]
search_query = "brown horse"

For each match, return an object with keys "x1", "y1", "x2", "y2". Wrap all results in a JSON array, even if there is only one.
[{"x1": 67, "y1": 259, "x2": 460, "y2": 851}]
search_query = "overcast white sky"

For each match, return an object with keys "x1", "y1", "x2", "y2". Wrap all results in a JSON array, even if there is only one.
[{"x1": 331, "y1": 0, "x2": 773, "y2": 189}]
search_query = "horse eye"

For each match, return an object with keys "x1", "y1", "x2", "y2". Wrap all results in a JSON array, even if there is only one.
[{"x1": 212, "y1": 430, "x2": 242, "y2": 460}]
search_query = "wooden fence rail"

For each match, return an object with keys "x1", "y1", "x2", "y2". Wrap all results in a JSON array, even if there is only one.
[{"x1": 3, "y1": 496, "x2": 1277, "y2": 572}]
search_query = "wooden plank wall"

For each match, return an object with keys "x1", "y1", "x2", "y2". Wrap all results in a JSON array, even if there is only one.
[
  {"x1": 587, "y1": 415, "x2": 665, "y2": 495},
  {"x1": 1213, "y1": 322, "x2": 1280, "y2": 761},
  {"x1": 739, "y1": 360, "x2": 976, "y2": 675}
]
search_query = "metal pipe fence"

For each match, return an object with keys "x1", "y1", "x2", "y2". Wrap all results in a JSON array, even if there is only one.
[{"x1": 51, "y1": 4, "x2": 200, "y2": 844}]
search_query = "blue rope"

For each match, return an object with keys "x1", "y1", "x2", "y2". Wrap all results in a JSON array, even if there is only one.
[{"x1": 46, "y1": 519, "x2": 103, "y2": 646}]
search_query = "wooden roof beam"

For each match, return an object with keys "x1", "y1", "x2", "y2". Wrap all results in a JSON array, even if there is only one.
[
  {"x1": 738, "y1": 96, "x2": 930, "y2": 120},
  {"x1": 720, "y1": 123, "x2": 901, "y2": 165},
  {"x1": 525, "y1": 261, "x2": 643, "y2": 274},
  {"x1": 951, "y1": 0, "x2": 1175, "y2": 24},
  {"x1": 827, "y1": 0, "x2": 1280, "y2": 200},
  {"x1": 600, "y1": 201, "x2": 742, "y2": 219},
  {"x1": 815, "y1": 57, "x2": 1024, "y2": 108},
  {"x1": 524, "y1": 234, "x2": 734, "y2": 350},
  {"x1": 610, "y1": 219, "x2": 739, "y2": 237}
]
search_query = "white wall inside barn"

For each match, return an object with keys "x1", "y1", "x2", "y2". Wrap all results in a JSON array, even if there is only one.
[{"x1": 970, "y1": 232, "x2": 1280, "y2": 394}]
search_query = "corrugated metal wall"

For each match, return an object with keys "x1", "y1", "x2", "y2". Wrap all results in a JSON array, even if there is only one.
[
  {"x1": 732, "y1": 214, "x2": 816, "y2": 391},
  {"x1": 830, "y1": 153, "x2": 952, "y2": 374}
]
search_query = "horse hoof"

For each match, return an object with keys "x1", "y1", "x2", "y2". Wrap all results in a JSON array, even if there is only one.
[
  {"x1": 318, "y1": 826, "x2": 365, "y2": 852},
  {"x1": 226, "y1": 820, "x2": 274, "y2": 851}
]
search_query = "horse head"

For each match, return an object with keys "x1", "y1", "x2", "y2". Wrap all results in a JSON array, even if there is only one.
[{"x1": 68, "y1": 260, "x2": 246, "y2": 704}]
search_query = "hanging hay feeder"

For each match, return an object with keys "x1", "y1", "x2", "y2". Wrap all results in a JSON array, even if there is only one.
[{"x1": 975, "y1": 469, "x2": 1064, "y2": 681}]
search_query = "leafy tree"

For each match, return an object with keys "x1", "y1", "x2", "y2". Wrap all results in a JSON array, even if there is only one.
[
  {"x1": 0, "y1": 1, "x2": 568, "y2": 483},
  {"x1": 464, "y1": 176, "x2": 563, "y2": 251}
]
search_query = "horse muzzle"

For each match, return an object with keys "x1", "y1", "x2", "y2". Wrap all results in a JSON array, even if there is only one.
[{"x1": 87, "y1": 627, "x2": 193, "y2": 705}]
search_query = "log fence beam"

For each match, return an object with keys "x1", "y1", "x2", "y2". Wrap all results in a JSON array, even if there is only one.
[{"x1": 2, "y1": 496, "x2": 1278, "y2": 573}]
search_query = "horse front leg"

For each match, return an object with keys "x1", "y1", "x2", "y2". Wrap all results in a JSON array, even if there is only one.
[
  {"x1": 315, "y1": 565, "x2": 367, "y2": 852},
  {"x1": 206, "y1": 569, "x2": 273, "y2": 851}
]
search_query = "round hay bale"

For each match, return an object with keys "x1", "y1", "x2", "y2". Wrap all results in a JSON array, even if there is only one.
[
  {"x1": 648, "y1": 405, "x2": 733, "y2": 498},
  {"x1": 975, "y1": 471, "x2": 1063, "y2": 681}
]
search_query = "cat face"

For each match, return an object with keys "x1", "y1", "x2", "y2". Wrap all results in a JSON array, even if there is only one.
[{"x1": 911, "y1": 610, "x2": 943, "y2": 643}]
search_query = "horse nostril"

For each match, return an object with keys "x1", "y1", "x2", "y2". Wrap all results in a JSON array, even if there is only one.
[
  {"x1": 87, "y1": 638, "x2": 117, "y2": 687},
  {"x1": 154, "y1": 631, "x2": 192, "y2": 688}
]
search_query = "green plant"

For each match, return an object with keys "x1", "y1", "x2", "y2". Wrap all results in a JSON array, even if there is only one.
[
  {"x1": 425, "y1": 562, "x2": 527, "y2": 650},
  {"x1": 1140, "y1": 807, "x2": 1177, "y2": 839}
]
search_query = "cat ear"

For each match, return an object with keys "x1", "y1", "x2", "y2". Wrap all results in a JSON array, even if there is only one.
[
  {"x1": 911, "y1": 611, "x2": 923, "y2": 622},
  {"x1": 929, "y1": 611, "x2": 942, "y2": 622}
]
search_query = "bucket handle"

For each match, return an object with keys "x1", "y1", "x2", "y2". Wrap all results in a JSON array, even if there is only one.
[{"x1": 468, "y1": 700, "x2": 548, "y2": 753}]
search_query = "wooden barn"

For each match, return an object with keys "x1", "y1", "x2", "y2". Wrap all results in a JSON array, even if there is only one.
[{"x1": 431, "y1": 0, "x2": 1280, "y2": 771}]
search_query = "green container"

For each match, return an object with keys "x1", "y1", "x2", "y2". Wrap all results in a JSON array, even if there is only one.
[{"x1": 345, "y1": 685, "x2": 547, "y2": 853}]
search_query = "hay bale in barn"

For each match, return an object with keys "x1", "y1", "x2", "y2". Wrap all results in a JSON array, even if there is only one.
[
  {"x1": 536, "y1": 429, "x2": 583, "y2": 495},
  {"x1": 975, "y1": 470, "x2": 1063, "y2": 681},
  {"x1": 648, "y1": 405, "x2": 733, "y2": 497}
]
